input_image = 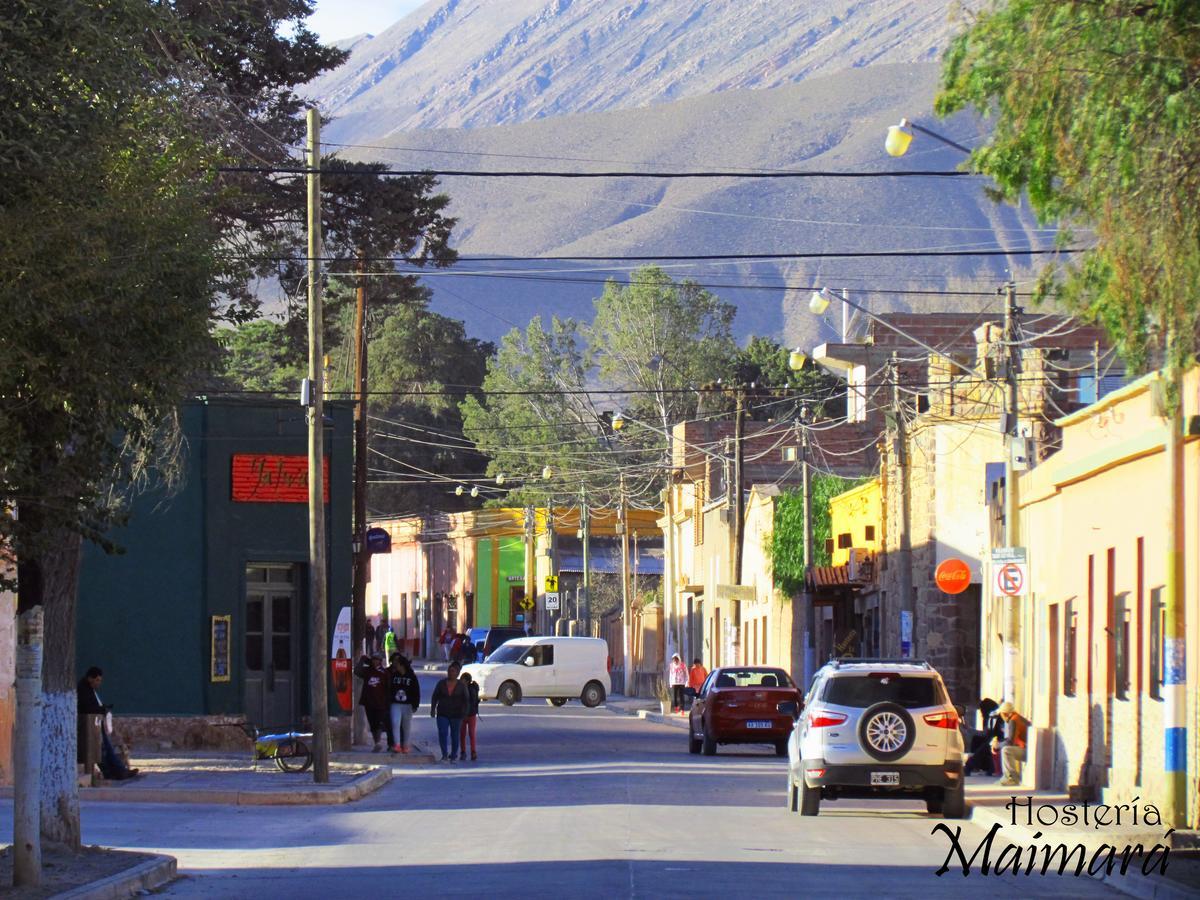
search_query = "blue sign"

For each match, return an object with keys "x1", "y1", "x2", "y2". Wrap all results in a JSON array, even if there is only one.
[{"x1": 365, "y1": 527, "x2": 391, "y2": 554}]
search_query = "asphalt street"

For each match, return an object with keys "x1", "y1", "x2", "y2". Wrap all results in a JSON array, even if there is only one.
[{"x1": 8, "y1": 673, "x2": 1117, "y2": 898}]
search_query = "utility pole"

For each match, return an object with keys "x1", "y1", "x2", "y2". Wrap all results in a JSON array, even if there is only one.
[
  {"x1": 523, "y1": 506, "x2": 535, "y2": 633},
  {"x1": 305, "y1": 107, "x2": 330, "y2": 783},
  {"x1": 891, "y1": 352, "x2": 914, "y2": 658},
  {"x1": 352, "y1": 252, "x2": 369, "y2": 657},
  {"x1": 579, "y1": 487, "x2": 591, "y2": 634},
  {"x1": 732, "y1": 387, "x2": 746, "y2": 584},
  {"x1": 1002, "y1": 282, "x2": 1021, "y2": 704},
  {"x1": 801, "y1": 424, "x2": 815, "y2": 683},
  {"x1": 620, "y1": 473, "x2": 633, "y2": 695},
  {"x1": 1162, "y1": 325, "x2": 1186, "y2": 826}
]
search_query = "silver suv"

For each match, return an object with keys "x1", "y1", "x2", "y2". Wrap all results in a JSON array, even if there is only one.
[{"x1": 784, "y1": 659, "x2": 966, "y2": 818}]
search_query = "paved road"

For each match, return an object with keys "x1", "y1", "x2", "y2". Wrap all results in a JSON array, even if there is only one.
[{"x1": 12, "y1": 674, "x2": 1116, "y2": 898}]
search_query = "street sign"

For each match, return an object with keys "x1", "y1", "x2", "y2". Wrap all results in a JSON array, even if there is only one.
[
  {"x1": 991, "y1": 546, "x2": 1027, "y2": 563},
  {"x1": 544, "y1": 592, "x2": 560, "y2": 610},
  {"x1": 545, "y1": 574, "x2": 558, "y2": 592},
  {"x1": 994, "y1": 561, "x2": 1026, "y2": 597},
  {"x1": 519, "y1": 596, "x2": 535, "y2": 611}
]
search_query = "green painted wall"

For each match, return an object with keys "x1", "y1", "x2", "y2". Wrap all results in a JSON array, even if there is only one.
[
  {"x1": 497, "y1": 537, "x2": 525, "y2": 625},
  {"x1": 475, "y1": 539, "x2": 494, "y2": 629},
  {"x1": 77, "y1": 400, "x2": 353, "y2": 717}
]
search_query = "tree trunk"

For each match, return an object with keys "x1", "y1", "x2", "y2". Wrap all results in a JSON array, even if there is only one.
[
  {"x1": 12, "y1": 600, "x2": 43, "y2": 887},
  {"x1": 38, "y1": 532, "x2": 82, "y2": 850}
]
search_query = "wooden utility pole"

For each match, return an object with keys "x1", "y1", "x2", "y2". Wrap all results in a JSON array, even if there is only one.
[
  {"x1": 351, "y1": 252, "x2": 369, "y2": 660},
  {"x1": 801, "y1": 425, "x2": 815, "y2": 682},
  {"x1": 1002, "y1": 283, "x2": 1021, "y2": 703},
  {"x1": 305, "y1": 107, "x2": 330, "y2": 783},
  {"x1": 620, "y1": 474, "x2": 633, "y2": 695},
  {"x1": 732, "y1": 387, "x2": 746, "y2": 584},
  {"x1": 579, "y1": 487, "x2": 590, "y2": 632}
]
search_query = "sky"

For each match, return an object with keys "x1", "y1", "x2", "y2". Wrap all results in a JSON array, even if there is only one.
[{"x1": 307, "y1": 0, "x2": 427, "y2": 43}]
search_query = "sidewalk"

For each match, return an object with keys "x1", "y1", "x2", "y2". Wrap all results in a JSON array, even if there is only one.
[
  {"x1": 606, "y1": 695, "x2": 690, "y2": 729},
  {"x1": 964, "y1": 780, "x2": 1200, "y2": 899}
]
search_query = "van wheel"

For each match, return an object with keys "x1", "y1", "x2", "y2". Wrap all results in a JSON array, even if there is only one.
[
  {"x1": 580, "y1": 681, "x2": 606, "y2": 708},
  {"x1": 498, "y1": 681, "x2": 521, "y2": 706},
  {"x1": 547, "y1": 698, "x2": 568, "y2": 707}
]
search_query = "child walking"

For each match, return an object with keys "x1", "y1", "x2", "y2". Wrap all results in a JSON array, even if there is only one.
[{"x1": 458, "y1": 672, "x2": 481, "y2": 761}]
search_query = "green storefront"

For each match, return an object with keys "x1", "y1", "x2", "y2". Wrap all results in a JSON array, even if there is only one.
[
  {"x1": 76, "y1": 399, "x2": 352, "y2": 728},
  {"x1": 473, "y1": 536, "x2": 527, "y2": 628}
]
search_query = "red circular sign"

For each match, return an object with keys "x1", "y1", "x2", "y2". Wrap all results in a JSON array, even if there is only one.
[{"x1": 935, "y1": 558, "x2": 972, "y2": 595}]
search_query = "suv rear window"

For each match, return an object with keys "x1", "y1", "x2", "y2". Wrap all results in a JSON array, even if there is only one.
[{"x1": 822, "y1": 674, "x2": 942, "y2": 709}]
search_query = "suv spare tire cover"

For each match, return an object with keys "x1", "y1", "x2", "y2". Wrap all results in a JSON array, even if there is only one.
[{"x1": 857, "y1": 701, "x2": 916, "y2": 762}]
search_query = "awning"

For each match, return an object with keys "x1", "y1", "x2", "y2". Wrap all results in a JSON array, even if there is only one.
[{"x1": 807, "y1": 565, "x2": 851, "y2": 589}]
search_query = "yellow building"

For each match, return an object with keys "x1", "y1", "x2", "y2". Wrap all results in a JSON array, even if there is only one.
[{"x1": 829, "y1": 478, "x2": 882, "y2": 568}]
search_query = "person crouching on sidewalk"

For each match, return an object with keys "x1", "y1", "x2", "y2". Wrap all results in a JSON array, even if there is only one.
[
  {"x1": 458, "y1": 672, "x2": 480, "y2": 761},
  {"x1": 996, "y1": 701, "x2": 1030, "y2": 786}
]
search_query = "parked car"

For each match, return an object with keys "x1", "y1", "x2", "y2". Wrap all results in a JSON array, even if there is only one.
[
  {"x1": 480, "y1": 626, "x2": 527, "y2": 661},
  {"x1": 466, "y1": 627, "x2": 489, "y2": 663},
  {"x1": 462, "y1": 636, "x2": 610, "y2": 708},
  {"x1": 688, "y1": 666, "x2": 802, "y2": 757},
  {"x1": 785, "y1": 658, "x2": 966, "y2": 819}
]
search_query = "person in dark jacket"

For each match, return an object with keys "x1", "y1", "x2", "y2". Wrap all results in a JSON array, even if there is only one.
[
  {"x1": 355, "y1": 652, "x2": 393, "y2": 752},
  {"x1": 77, "y1": 667, "x2": 138, "y2": 780},
  {"x1": 963, "y1": 697, "x2": 1004, "y2": 775},
  {"x1": 457, "y1": 672, "x2": 481, "y2": 761},
  {"x1": 387, "y1": 654, "x2": 421, "y2": 753},
  {"x1": 429, "y1": 661, "x2": 470, "y2": 762}
]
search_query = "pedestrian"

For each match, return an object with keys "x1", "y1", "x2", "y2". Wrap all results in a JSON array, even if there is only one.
[
  {"x1": 450, "y1": 631, "x2": 464, "y2": 663},
  {"x1": 458, "y1": 671, "x2": 481, "y2": 761},
  {"x1": 430, "y1": 661, "x2": 471, "y2": 762},
  {"x1": 458, "y1": 632, "x2": 476, "y2": 666},
  {"x1": 439, "y1": 625, "x2": 454, "y2": 661},
  {"x1": 388, "y1": 654, "x2": 421, "y2": 754},
  {"x1": 355, "y1": 652, "x2": 394, "y2": 752},
  {"x1": 667, "y1": 653, "x2": 688, "y2": 714},
  {"x1": 687, "y1": 657, "x2": 708, "y2": 708},
  {"x1": 963, "y1": 697, "x2": 1003, "y2": 776},
  {"x1": 995, "y1": 701, "x2": 1030, "y2": 786},
  {"x1": 77, "y1": 667, "x2": 139, "y2": 780}
]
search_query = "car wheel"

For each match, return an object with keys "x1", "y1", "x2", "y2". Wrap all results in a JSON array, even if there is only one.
[
  {"x1": 689, "y1": 731, "x2": 701, "y2": 754},
  {"x1": 786, "y1": 776, "x2": 799, "y2": 812},
  {"x1": 774, "y1": 739, "x2": 788, "y2": 757},
  {"x1": 498, "y1": 681, "x2": 521, "y2": 706},
  {"x1": 942, "y1": 782, "x2": 967, "y2": 819},
  {"x1": 580, "y1": 681, "x2": 606, "y2": 708},
  {"x1": 799, "y1": 778, "x2": 820, "y2": 816},
  {"x1": 701, "y1": 727, "x2": 717, "y2": 756},
  {"x1": 925, "y1": 789, "x2": 944, "y2": 815},
  {"x1": 547, "y1": 697, "x2": 568, "y2": 707},
  {"x1": 857, "y1": 701, "x2": 916, "y2": 763}
]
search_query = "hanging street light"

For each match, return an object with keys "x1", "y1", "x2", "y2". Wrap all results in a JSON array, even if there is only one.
[
  {"x1": 470, "y1": 486, "x2": 479, "y2": 498},
  {"x1": 495, "y1": 473, "x2": 506, "y2": 485},
  {"x1": 611, "y1": 410, "x2": 625, "y2": 431},
  {"x1": 884, "y1": 117, "x2": 973, "y2": 158},
  {"x1": 542, "y1": 465, "x2": 554, "y2": 480},
  {"x1": 455, "y1": 485, "x2": 464, "y2": 496},
  {"x1": 788, "y1": 348, "x2": 808, "y2": 371}
]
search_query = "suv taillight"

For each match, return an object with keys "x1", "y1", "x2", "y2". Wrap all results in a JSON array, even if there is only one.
[
  {"x1": 808, "y1": 712, "x2": 848, "y2": 728},
  {"x1": 923, "y1": 711, "x2": 959, "y2": 730}
]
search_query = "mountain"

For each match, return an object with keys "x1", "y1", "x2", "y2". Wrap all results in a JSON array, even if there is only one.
[
  {"x1": 306, "y1": 0, "x2": 979, "y2": 140},
  {"x1": 300, "y1": 2, "x2": 1052, "y2": 351}
]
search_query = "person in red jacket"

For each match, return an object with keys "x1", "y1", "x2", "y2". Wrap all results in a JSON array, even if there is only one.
[{"x1": 355, "y1": 652, "x2": 393, "y2": 752}]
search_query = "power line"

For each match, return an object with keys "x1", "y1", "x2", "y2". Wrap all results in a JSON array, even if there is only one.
[{"x1": 220, "y1": 164, "x2": 976, "y2": 180}]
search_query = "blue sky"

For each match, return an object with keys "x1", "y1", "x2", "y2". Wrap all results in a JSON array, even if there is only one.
[{"x1": 307, "y1": 0, "x2": 426, "y2": 43}]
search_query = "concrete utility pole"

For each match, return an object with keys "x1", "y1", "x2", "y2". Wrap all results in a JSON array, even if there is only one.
[
  {"x1": 305, "y1": 107, "x2": 331, "y2": 783},
  {"x1": 579, "y1": 487, "x2": 590, "y2": 633},
  {"x1": 1162, "y1": 327, "x2": 1186, "y2": 827},
  {"x1": 352, "y1": 252, "x2": 369, "y2": 659},
  {"x1": 620, "y1": 474, "x2": 633, "y2": 695},
  {"x1": 732, "y1": 387, "x2": 746, "y2": 584},
  {"x1": 891, "y1": 352, "x2": 914, "y2": 658},
  {"x1": 801, "y1": 425, "x2": 815, "y2": 683},
  {"x1": 1002, "y1": 282, "x2": 1021, "y2": 704}
]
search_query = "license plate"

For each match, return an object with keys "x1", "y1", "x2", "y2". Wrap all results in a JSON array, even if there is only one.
[
  {"x1": 870, "y1": 771, "x2": 900, "y2": 786},
  {"x1": 746, "y1": 720, "x2": 772, "y2": 729}
]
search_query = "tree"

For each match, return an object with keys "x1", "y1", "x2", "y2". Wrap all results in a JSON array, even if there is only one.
[
  {"x1": 936, "y1": 0, "x2": 1200, "y2": 374},
  {"x1": 769, "y1": 475, "x2": 866, "y2": 595},
  {"x1": 731, "y1": 337, "x2": 846, "y2": 421}
]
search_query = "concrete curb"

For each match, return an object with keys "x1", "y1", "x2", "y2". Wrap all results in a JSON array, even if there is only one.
[
  {"x1": 55, "y1": 853, "x2": 177, "y2": 899},
  {"x1": 605, "y1": 702, "x2": 690, "y2": 730},
  {"x1": 78, "y1": 765, "x2": 391, "y2": 806}
]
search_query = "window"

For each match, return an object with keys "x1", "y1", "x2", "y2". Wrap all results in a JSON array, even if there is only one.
[
  {"x1": 523, "y1": 644, "x2": 554, "y2": 667},
  {"x1": 1149, "y1": 587, "x2": 1164, "y2": 700},
  {"x1": 1114, "y1": 598, "x2": 1130, "y2": 700},
  {"x1": 824, "y1": 538, "x2": 835, "y2": 557},
  {"x1": 1063, "y1": 600, "x2": 1077, "y2": 696},
  {"x1": 864, "y1": 525, "x2": 876, "y2": 542},
  {"x1": 822, "y1": 674, "x2": 942, "y2": 709},
  {"x1": 837, "y1": 533, "x2": 852, "y2": 549}
]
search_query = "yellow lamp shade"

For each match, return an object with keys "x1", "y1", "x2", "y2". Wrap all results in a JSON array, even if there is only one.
[
  {"x1": 470, "y1": 486, "x2": 479, "y2": 498},
  {"x1": 809, "y1": 289, "x2": 831, "y2": 315},
  {"x1": 455, "y1": 485, "x2": 464, "y2": 496},
  {"x1": 788, "y1": 348, "x2": 807, "y2": 371},
  {"x1": 542, "y1": 465, "x2": 554, "y2": 480},
  {"x1": 495, "y1": 473, "x2": 506, "y2": 485},
  {"x1": 611, "y1": 411, "x2": 625, "y2": 431},
  {"x1": 885, "y1": 121, "x2": 914, "y2": 157}
]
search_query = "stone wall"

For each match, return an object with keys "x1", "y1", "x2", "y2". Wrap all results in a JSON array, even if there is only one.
[{"x1": 114, "y1": 714, "x2": 355, "y2": 753}]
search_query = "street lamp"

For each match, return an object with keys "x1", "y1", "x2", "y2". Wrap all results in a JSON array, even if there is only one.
[
  {"x1": 470, "y1": 486, "x2": 479, "y2": 498},
  {"x1": 885, "y1": 117, "x2": 973, "y2": 158},
  {"x1": 542, "y1": 465, "x2": 554, "y2": 480},
  {"x1": 495, "y1": 473, "x2": 506, "y2": 486},
  {"x1": 788, "y1": 348, "x2": 808, "y2": 371},
  {"x1": 454, "y1": 485, "x2": 464, "y2": 496}
]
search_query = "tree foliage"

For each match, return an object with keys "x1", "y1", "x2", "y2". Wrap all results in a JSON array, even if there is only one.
[
  {"x1": 937, "y1": 0, "x2": 1200, "y2": 372},
  {"x1": 769, "y1": 475, "x2": 865, "y2": 595}
]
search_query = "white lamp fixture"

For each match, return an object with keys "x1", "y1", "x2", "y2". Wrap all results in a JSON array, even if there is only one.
[
  {"x1": 470, "y1": 486, "x2": 479, "y2": 498},
  {"x1": 495, "y1": 473, "x2": 506, "y2": 485},
  {"x1": 454, "y1": 485, "x2": 464, "y2": 496},
  {"x1": 542, "y1": 465, "x2": 554, "y2": 480},
  {"x1": 788, "y1": 348, "x2": 808, "y2": 371},
  {"x1": 885, "y1": 118, "x2": 914, "y2": 157}
]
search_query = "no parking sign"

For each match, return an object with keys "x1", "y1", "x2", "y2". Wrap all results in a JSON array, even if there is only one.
[{"x1": 991, "y1": 547, "x2": 1027, "y2": 597}]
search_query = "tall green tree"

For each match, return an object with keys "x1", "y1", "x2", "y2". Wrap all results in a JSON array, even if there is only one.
[{"x1": 936, "y1": 0, "x2": 1200, "y2": 373}]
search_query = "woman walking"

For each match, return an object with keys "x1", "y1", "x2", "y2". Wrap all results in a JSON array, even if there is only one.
[
  {"x1": 429, "y1": 661, "x2": 470, "y2": 762},
  {"x1": 388, "y1": 655, "x2": 421, "y2": 754},
  {"x1": 667, "y1": 653, "x2": 688, "y2": 714},
  {"x1": 458, "y1": 672, "x2": 481, "y2": 761},
  {"x1": 355, "y1": 652, "x2": 393, "y2": 752}
]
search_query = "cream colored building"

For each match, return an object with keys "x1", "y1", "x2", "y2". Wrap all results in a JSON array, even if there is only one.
[{"x1": 983, "y1": 368, "x2": 1199, "y2": 825}]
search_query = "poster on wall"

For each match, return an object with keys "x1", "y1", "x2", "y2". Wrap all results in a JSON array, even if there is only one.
[
  {"x1": 210, "y1": 615, "x2": 231, "y2": 682},
  {"x1": 331, "y1": 606, "x2": 353, "y2": 711}
]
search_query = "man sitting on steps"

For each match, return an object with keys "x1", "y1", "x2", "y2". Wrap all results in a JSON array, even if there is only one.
[{"x1": 77, "y1": 666, "x2": 140, "y2": 781}]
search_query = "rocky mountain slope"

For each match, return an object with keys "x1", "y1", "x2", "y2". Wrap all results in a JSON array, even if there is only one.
[{"x1": 306, "y1": 0, "x2": 980, "y2": 140}]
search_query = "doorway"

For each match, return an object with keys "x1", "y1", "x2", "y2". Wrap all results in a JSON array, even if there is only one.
[{"x1": 243, "y1": 563, "x2": 299, "y2": 729}]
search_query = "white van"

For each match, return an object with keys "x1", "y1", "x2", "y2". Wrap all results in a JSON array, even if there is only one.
[{"x1": 462, "y1": 636, "x2": 610, "y2": 708}]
